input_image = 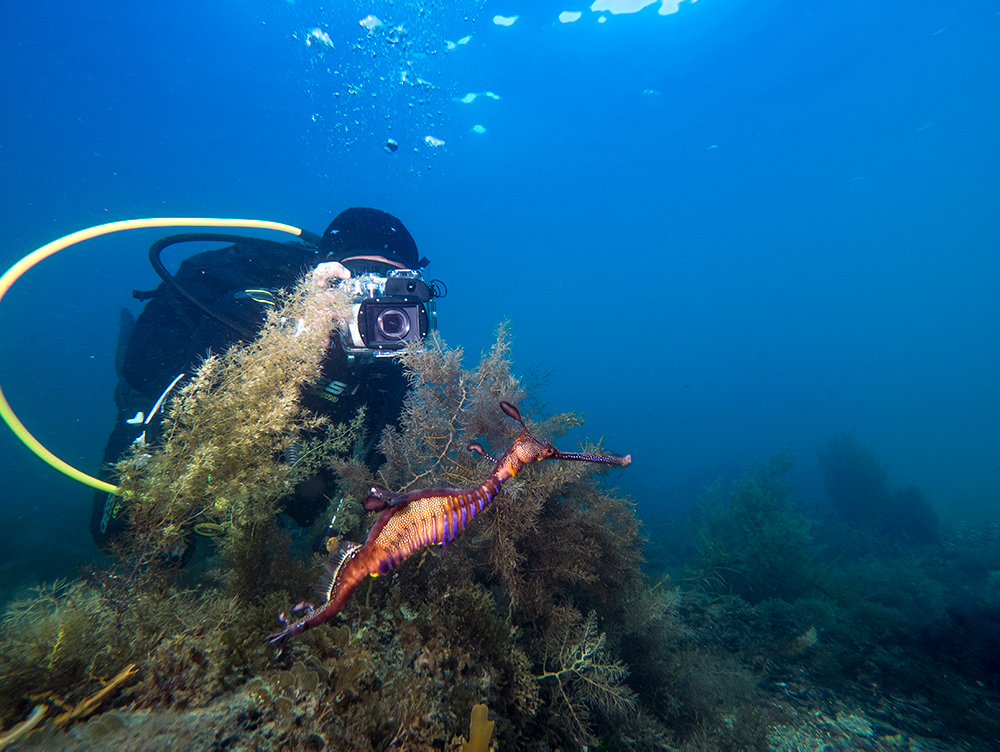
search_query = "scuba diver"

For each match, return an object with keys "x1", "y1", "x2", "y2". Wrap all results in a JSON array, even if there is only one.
[{"x1": 89, "y1": 207, "x2": 443, "y2": 557}]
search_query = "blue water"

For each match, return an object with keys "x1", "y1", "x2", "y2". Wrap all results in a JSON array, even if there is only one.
[{"x1": 1, "y1": 0, "x2": 997, "y2": 592}]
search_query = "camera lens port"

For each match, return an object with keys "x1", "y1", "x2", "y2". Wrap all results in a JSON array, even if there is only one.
[{"x1": 376, "y1": 308, "x2": 411, "y2": 340}]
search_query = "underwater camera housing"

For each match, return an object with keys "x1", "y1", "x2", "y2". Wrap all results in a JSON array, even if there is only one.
[{"x1": 342, "y1": 269, "x2": 436, "y2": 357}]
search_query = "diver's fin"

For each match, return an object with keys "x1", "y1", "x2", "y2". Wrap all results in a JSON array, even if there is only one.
[
  {"x1": 313, "y1": 541, "x2": 361, "y2": 601},
  {"x1": 365, "y1": 487, "x2": 404, "y2": 512}
]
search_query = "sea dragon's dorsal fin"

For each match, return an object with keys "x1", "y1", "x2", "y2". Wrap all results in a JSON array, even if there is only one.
[{"x1": 313, "y1": 541, "x2": 361, "y2": 600}]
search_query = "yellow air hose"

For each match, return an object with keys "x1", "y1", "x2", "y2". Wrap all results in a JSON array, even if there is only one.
[{"x1": 0, "y1": 218, "x2": 306, "y2": 494}]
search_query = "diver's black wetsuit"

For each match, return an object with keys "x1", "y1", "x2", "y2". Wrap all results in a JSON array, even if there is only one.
[{"x1": 90, "y1": 234, "x2": 410, "y2": 550}]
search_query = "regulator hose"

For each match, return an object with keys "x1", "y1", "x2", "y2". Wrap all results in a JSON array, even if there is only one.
[{"x1": 0, "y1": 218, "x2": 307, "y2": 493}]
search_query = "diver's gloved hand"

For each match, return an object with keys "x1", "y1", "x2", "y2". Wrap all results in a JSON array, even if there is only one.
[{"x1": 312, "y1": 261, "x2": 351, "y2": 288}]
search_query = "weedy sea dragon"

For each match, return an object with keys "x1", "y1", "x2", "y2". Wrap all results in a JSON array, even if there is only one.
[{"x1": 267, "y1": 401, "x2": 631, "y2": 644}]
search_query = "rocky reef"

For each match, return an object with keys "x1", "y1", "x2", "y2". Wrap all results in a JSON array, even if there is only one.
[{"x1": 2, "y1": 282, "x2": 998, "y2": 750}]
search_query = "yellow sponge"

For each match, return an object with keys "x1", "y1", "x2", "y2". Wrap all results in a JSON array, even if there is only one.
[{"x1": 461, "y1": 703, "x2": 495, "y2": 752}]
